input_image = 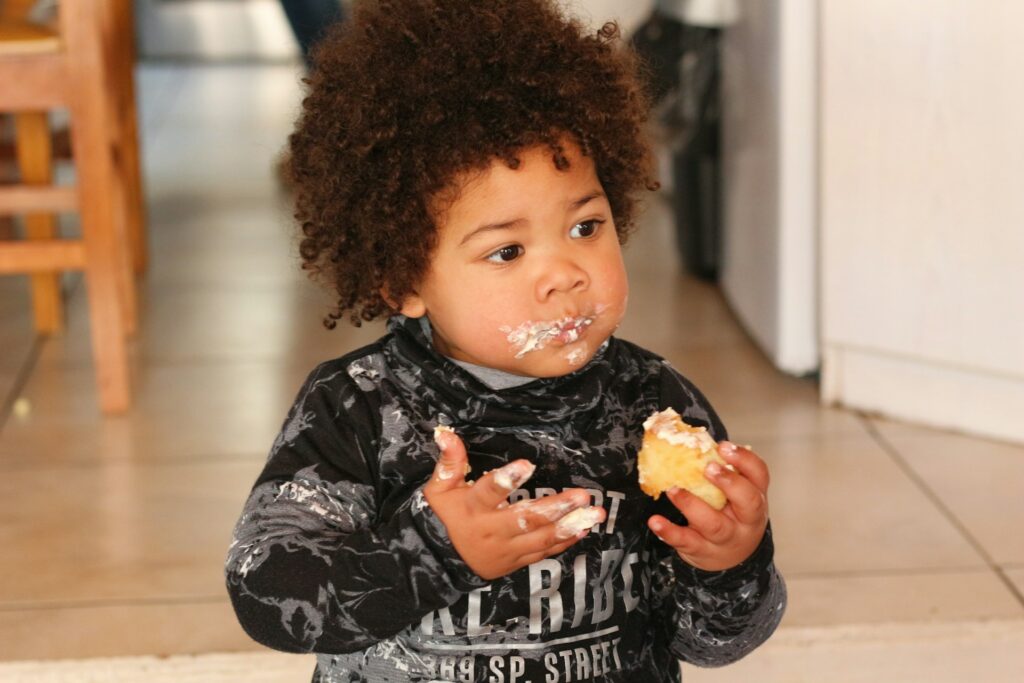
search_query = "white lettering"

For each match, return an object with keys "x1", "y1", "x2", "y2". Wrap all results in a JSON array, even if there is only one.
[
  {"x1": 468, "y1": 586, "x2": 493, "y2": 636},
  {"x1": 459, "y1": 656, "x2": 474, "y2": 682},
  {"x1": 529, "y1": 559, "x2": 563, "y2": 634},
  {"x1": 592, "y1": 549, "x2": 622, "y2": 624},
  {"x1": 590, "y1": 642, "x2": 604, "y2": 676},
  {"x1": 610, "y1": 637, "x2": 623, "y2": 670},
  {"x1": 620, "y1": 551, "x2": 640, "y2": 612},
  {"x1": 573, "y1": 647, "x2": 591, "y2": 679},
  {"x1": 440, "y1": 656, "x2": 456, "y2": 679},
  {"x1": 544, "y1": 652, "x2": 560, "y2": 682},
  {"x1": 585, "y1": 489, "x2": 604, "y2": 532},
  {"x1": 604, "y1": 491, "x2": 625, "y2": 534},
  {"x1": 570, "y1": 553, "x2": 587, "y2": 628},
  {"x1": 420, "y1": 606, "x2": 456, "y2": 636},
  {"x1": 508, "y1": 655, "x2": 526, "y2": 682},
  {"x1": 559, "y1": 649, "x2": 574, "y2": 679},
  {"x1": 488, "y1": 655, "x2": 505, "y2": 683}
]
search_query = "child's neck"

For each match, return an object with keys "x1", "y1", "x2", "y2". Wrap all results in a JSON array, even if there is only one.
[{"x1": 417, "y1": 317, "x2": 536, "y2": 390}]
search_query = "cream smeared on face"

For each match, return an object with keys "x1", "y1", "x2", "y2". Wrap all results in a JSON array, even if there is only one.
[
  {"x1": 501, "y1": 304, "x2": 609, "y2": 359},
  {"x1": 565, "y1": 347, "x2": 588, "y2": 367}
]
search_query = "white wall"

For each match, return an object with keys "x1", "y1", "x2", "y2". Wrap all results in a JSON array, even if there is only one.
[
  {"x1": 720, "y1": 0, "x2": 819, "y2": 375},
  {"x1": 820, "y1": 0, "x2": 1024, "y2": 443},
  {"x1": 137, "y1": 0, "x2": 654, "y2": 61}
]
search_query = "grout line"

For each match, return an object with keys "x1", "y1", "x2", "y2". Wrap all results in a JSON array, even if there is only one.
[
  {"x1": 861, "y1": 414, "x2": 1024, "y2": 609},
  {"x1": 0, "y1": 451, "x2": 268, "y2": 473},
  {"x1": 0, "y1": 337, "x2": 45, "y2": 437},
  {"x1": 782, "y1": 565, "x2": 1005, "y2": 581},
  {"x1": 0, "y1": 594, "x2": 227, "y2": 613}
]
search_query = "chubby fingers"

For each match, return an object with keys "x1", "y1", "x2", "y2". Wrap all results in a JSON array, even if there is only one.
[
  {"x1": 717, "y1": 441, "x2": 770, "y2": 493},
  {"x1": 514, "y1": 505, "x2": 606, "y2": 566},
  {"x1": 424, "y1": 426, "x2": 471, "y2": 495},
  {"x1": 648, "y1": 512, "x2": 709, "y2": 558},
  {"x1": 473, "y1": 459, "x2": 537, "y2": 509},
  {"x1": 506, "y1": 490, "x2": 591, "y2": 534},
  {"x1": 662, "y1": 487, "x2": 737, "y2": 544},
  {"x1": 702, "y1": 462, "x2": 768, "y2": 526}
]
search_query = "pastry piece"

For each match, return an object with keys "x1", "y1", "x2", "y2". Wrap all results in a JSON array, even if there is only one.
[{"x1": 637, "y1": 408, "x2": 728, "y2": 509}]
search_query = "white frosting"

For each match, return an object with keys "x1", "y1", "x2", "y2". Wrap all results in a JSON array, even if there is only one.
[
  {"x1": 643, "y1": 407, "x2": 717, "y2": 452},
  {"x1": 432, "y1": 425, "x2": 455, "y2": 449},
  {"x1": 555, "y1": 506, "x2": 602, "y2": 538},
  {"x1": 565, "y1": 347, "x2": 587, "y2": 366},
  {"x1": 432, "y1": 425, "x2": 470, "y2": 480},
  {"x1": 493, "y1": 460, "x2": 536, "y2": 490},
  {"x1": 500, "y1": 306, "x2": 608, "y2": 358}
]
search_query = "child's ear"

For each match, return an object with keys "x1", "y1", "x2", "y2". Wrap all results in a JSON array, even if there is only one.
[
  {"x1": 382, "y1": 287, "x2": 426, "y2": 318},
  {"x1": 399, "y1": 294, "x2": 426, "y2": 318}
]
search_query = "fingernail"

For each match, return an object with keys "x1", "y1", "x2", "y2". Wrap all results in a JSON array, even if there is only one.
[
  {"x1": 494, "y1": 460, "x2": 536, "y2": 490},
  {"x1": 433, "y1": 425, "x2": 456, "y2": 451},
  {"x1": 555, "y1": 506, "x2": 601, "y2": 539},
  {"x1": 649, "y1": 518, "x2": 663, "y2": 533},
  {"x1": 667, "y1": 486, "x2": 681, "y2": 497},
  {"x1": 706, "y1": 461, "x2": 724, "y2": 478},
  {"x1": 720, "y1": 441, "x2": 739, "y2": 457}
]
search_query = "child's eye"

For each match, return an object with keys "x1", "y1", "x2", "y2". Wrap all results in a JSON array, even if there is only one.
[
  {"x1": 569, "y1": 219, "x2": 604, "y2": 239},
  {"x1": 485, "y1": 245, "x2": 523, "y2": 263}
]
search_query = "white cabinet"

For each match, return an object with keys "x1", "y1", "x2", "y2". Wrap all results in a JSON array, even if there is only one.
[
  {"x1": 820, "y1": 0, "x2": 1024, "y2": 443},
  {"x1": 720, "y1": 0, "x2": 819, "y2": 375}
]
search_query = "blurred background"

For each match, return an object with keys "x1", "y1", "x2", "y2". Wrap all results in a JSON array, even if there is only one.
[{"x1": 1, "y1": 0, "x2": 1022, "y2": 680}]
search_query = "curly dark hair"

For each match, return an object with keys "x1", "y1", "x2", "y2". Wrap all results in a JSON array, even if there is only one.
[{"x1": 289, "y1": 0, "x2": 655, "y2": 328}]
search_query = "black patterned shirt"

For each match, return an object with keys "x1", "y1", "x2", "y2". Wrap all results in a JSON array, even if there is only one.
[{"x1": 226, "y1": 316, "x2": 786, "y2": 682}]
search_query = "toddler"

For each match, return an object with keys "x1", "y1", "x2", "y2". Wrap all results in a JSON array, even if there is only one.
[{"x1": 226, "y1": 1, "x2": 786, "y2": 681}]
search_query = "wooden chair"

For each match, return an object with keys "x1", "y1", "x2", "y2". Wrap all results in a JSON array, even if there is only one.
[{"x1": 0, "y1": 0, "x2": 147, "y2": 414}]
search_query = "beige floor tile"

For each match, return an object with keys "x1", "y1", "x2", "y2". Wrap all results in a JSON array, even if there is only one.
[
  {"x1": 0, "y1": 460, "x2": 263, "y2": 604},
  {"x1": 1005, "y1": 568, "x2": 1024, "y2": 596},
  {"x1": 782, "y1": 569, "x2": 1024, "y2": 627},
  {"x1": 0, "y1": 651, "x2": 315, "y2": 682},
  {"x1": 760, "y1": 431, "x2": 984, "y2": 574},
  {"x1": 872, "y1": 419, "x2": 1024, "y2": 565},
  {"x1": 44, "y1": 281, "x2": 382, "y2": 368},
  {"x1": 684, "y1": 621, "x2": 1024, "y2": 683},
  {"x1": 0, "y1": 361, "x2": 311, "y2": 465},
  {"x1": 1, "y1": 278, "x2": 36, "y2": 378},
  {"x1": 0, "y1": 600, "x2": 262, "y2": 661}
]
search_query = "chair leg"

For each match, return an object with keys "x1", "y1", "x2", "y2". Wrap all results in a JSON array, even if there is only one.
[
  {"x1": 77, "y1": 135, "x2": 133, "y2": 415},
  {"x1": 67, "y1": 34, "x2": 134, "y2": 413},
  {"x1": 14, "y1": 111, "x2": 63, "y2": 333},
  {"x1": 105, "y1": 0, "x2": 147, "y2": 277}
]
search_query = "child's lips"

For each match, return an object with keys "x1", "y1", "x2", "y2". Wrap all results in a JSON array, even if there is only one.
[
  {"x1": 553, "y1": 317, "x2": 592, "y2": 344},
  {"x1": 501, "y1": 312, "x2": 598, "y2": 358}
]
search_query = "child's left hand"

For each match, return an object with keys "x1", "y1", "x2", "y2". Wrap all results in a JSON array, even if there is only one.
[{"x1": 647, "y1": 441, "x2": 770, "y2": 572}]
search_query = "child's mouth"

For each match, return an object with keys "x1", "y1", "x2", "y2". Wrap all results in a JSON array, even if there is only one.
[{"x1": 502, "y1": 313, "x2": 598, "y2": 359}]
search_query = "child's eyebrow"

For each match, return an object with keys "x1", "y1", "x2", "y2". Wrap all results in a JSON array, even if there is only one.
[
  {"x1": 458, "y1": 190, "x2": 607, "y2": 247},
  {"x1": 568, "y1": 190, "x2": 606, "y2": 211}
]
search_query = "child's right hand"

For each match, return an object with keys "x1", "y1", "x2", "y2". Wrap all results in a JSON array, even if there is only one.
[{"x1": 423, "y1": 428, "x2": 603, "y2": 580}]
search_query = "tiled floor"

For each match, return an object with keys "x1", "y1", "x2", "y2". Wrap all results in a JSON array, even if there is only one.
[{"x1": 2, "y1": 64, "x2": 1023, "y2": 680}]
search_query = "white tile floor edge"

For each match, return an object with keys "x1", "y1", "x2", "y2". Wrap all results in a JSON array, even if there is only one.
[{"x1": 2, "y1": 620, "x2": 1022, "y2": 683}]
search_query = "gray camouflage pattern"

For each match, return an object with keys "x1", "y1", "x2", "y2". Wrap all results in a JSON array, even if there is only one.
[{"x1": 226, "y1": 316, "x2": 785, "y2": 681}]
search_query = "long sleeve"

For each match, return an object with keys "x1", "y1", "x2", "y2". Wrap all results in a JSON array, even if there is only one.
[
  {"x1": 655, "y1": 524, "x2": 786, "y2": 666},
  {"x1": 653, "y1": 361, "x2": 788, "y2": 665},
  {"x1": 224, "y1": 361, "x2": 486, "y2": 654}
]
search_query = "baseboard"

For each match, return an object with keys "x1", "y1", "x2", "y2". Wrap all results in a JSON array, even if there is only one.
[{"x1": 822, "y1": 345, "x2": 1024, "y2": 444}]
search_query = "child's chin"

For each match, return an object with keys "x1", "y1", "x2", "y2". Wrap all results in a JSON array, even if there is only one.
[{"x1": 515, "y1": 348, "x2": 596, "y2": 378}]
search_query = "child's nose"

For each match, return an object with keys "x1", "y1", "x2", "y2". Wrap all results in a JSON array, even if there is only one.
[{"x1": 535, "y1": 256, "x2": 589, "y2": 301}]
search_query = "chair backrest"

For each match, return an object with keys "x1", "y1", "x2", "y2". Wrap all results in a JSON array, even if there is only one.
[{"x1": 1, "y1": 1, "x2": 43, "y2": 21}]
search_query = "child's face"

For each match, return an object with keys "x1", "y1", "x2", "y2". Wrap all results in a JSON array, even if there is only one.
[{"x1": 400, "y1": 140, "x2": 629, "y2": 377}]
